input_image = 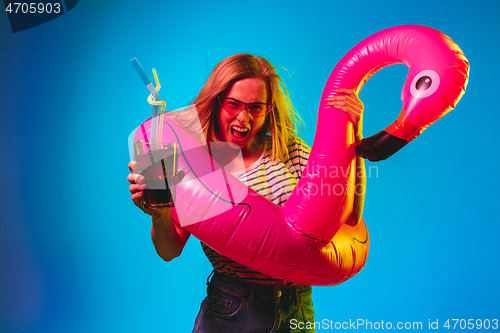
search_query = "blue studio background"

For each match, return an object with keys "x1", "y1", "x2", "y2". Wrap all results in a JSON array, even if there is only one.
[{"x1": 1, "y1": 0, "x2": 499, "y2": 332}]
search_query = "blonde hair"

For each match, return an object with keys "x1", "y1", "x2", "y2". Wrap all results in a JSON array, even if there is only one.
[{"x1": 193, "y1": 54, "x2": 304, "y2": 162}]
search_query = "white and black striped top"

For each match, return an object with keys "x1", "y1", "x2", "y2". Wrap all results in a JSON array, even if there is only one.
[{"x1": 201, "y1": 134, "x2": 311, "y2": 286}]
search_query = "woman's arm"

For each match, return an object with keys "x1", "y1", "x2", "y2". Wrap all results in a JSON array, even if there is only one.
[
  {"x1": 150, "y1": 208, "x2": 191, "y2": 262},
  {"x1": 128, "y1": 161, "x2": 191, "y2": 261},
  {"x1": 351, "y1": 153, "x2": 366, "y2": 225},
  {"x1": 327, "y1": 89, "x2": 366, "y2": 225}
]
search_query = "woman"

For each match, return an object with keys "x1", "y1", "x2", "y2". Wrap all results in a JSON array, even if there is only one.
[{"x1": 128, "y1": 54, "x2": 365, "y2": 332}]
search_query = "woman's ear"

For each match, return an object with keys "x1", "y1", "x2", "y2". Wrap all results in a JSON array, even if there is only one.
[
  {"x1": 264, "y1": 109, "x2": 276, "y2": 134},
  {"x1": 258, "y1": 116, "x2": 271, "y2": 135}
]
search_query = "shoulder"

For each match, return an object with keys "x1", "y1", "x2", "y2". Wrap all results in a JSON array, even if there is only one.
[
  {"x1": 257, "y1": 135, "x2": 310, "y2": 177},
  {"x1": 286, "y1": 136, "x2": 311, "y2": 156},
  {"x1": 284, "y1": 136, "x2": 310, "y2": 176},
  {"x1": 262, "y1": 134, "x2": 311, "y2": 158}
]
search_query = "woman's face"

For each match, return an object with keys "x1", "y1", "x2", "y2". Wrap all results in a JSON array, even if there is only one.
[{"x1": 216, "y1": 77, "x2": 269, "y2": 153}]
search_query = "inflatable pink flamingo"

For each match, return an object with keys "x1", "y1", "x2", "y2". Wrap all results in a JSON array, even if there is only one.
[{"x1": 130, "y1": 25, "x2": 468, "y2": 286}]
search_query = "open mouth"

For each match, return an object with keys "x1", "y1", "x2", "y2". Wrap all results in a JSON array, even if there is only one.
[{"x1": 231, "y1": 125, "x2": 249, "y2": 140}]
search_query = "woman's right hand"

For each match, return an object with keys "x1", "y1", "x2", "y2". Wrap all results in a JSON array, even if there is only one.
[
  {"x1": 128, "y1": 161, "x2": 190, "y2": 261},
  {"x1": 127, "y1": 161, "x2": 170, "y2": 220}
]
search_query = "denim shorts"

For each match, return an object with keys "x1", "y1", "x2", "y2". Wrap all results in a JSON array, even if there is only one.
[{"x1": 192, "y1": 271, "x2": 316, "y2": 333}]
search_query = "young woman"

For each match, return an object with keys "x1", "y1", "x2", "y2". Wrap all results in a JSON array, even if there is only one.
[{"x1": 128, "y1": 54, "x2": 365, "y2": 332}]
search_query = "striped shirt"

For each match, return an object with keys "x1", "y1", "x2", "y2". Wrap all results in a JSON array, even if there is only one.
[{"x1": 201, "y1": 134, "x2": 311, "y2": 286}]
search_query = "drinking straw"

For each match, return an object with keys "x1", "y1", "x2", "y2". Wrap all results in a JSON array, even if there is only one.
[
  {"x1": 145, "y1": 69, "x2": 167, "y2": 147},
  {"x1": 152, "y1": 68, "x2": 166, "y2": 145},
  {"x1": 130, "y1": 57, "x2": 160, "y2": 150}
]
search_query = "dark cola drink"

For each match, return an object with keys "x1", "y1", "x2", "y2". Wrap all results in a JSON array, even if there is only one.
[{"x1": 134, "y1": 142, "x2": 178, "y2": 208}]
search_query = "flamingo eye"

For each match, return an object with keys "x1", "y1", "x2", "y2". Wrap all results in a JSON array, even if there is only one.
[
  {"x1": 416, "y1": 76, "x2": 432, "y2": 90},
  {"x1": 410, "y1": 70, "x2": 440, "y2": 98}
]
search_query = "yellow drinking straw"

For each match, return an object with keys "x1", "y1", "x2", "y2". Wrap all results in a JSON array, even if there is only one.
[{"x1": 147, "y1": 68, "x2": 167, "y2": 146}]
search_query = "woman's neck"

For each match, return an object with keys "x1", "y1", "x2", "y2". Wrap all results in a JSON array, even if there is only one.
[{"x1": 241, "y1": 134, "x2": 264, "y2": 169}]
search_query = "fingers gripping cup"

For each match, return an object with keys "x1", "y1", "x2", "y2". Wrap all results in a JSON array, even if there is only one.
[{"x1": 134, "y1": 141, "x2": 179, "y2": 208}]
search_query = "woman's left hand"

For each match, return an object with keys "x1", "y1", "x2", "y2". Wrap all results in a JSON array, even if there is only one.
[{"x1": 327, "y1": 89, "x2": 364, "y2": 138}]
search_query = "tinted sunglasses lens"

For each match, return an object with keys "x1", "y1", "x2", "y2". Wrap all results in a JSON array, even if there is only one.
[{"x1": 222, "y1": 99, "x2": 243, "y2": 113}]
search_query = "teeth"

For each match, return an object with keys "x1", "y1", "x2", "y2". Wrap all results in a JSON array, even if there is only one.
[{"x1": 231, "y1": 126, "x2": 249, "y2": 133}]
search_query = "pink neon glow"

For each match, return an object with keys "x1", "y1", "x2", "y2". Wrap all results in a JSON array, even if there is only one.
[{"x1": 131, "y1": 25, "x2": 468, "y2": 286}]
